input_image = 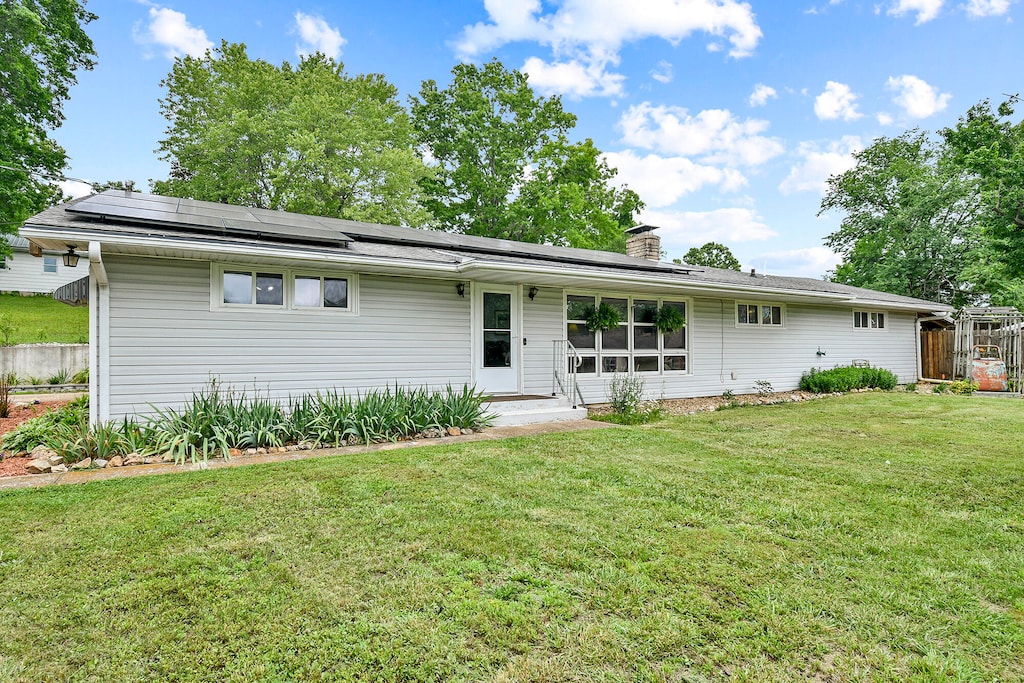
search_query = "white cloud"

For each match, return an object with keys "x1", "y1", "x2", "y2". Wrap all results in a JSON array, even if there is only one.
[
  {"x1": 294, "y1": 12, "x2": 345, "y2": 60},
  {"x1": 746, "y1": 246, "x2": 841, "y2": 278},
  {"x1": 59, "y1": 180, "x2": 94, "y2": 200},
  {"x1": 748, "y1": 83, "x2": 777, "y2": 107},
  {"x1": 876, "y1": 112, "x2": 895, "y2": 125},
  {"x1": 779, "y1": 136, "x2": 863, "y2": 195},
  {"x1": 523, "y1": 50, "x2": 625, "y2": 97},
  {"x1": 619, "y1": 103, "x2": 784, "y2": 166},
  {"x1": 814, "y1": 81, "x2": 862, "y2": 121},
  {"x1": 651, "y1": 60, "x2": 673, "y2": 84},
  {"x1": 887, "y1": 0, "x2": 944, "y2": 23},
  {"x1": 133, "y1": 5, "x2": 212, "y2": 59},
  {"x1": 643, "y1": 207, "x2": 777, "y2": 251},
  {"x1": 604, "y1": 150, "x2": 746, "y2": 208},
  {"x1": 454, "y1": 0, "x2": 762, "y2": 97},
  {"x1": 886, "y1": 74, "x2": 951, "y2": 118},
  {"x1": 962, "y1": 0, "x2": 1011, "y2": 16}
]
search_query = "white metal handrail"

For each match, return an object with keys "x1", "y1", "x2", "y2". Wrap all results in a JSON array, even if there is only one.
[{"x1": 552, "y1": 339, "x2": 585, "y2": 408}]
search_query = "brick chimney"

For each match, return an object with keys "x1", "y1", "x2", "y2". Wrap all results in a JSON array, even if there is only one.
[{"x1": 626, "y1": 224, "x2": 661, "y2": 261}]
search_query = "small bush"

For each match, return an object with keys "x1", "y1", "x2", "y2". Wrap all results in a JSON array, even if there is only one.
[
  {"x1": 904, "y1": 383, "x2": 918, "y2": 392},
  {"x1": 603, "y1": 373, "x2": 661, "y2": 424},
  {"x1": 721, "y1": 389, "x2": 735, "y2": 399},
  {"x1": 799, "y1": 365, "x2": 898, "y2": 393},
  {"x1": 0, "y1": 313, "x2": 14, "y2": 346},
  {"x1": 754, "y1": 380, "x2": 773, "y2": 397},
  {"x1": 0, "y1": 371, "x2": 15, "y2": 418},
  {"x1": 1, "y1": 396, "x2": 89, "y2": 453},
  {"x1": 47, "y1": 368, "x2": 71, "y2": 385},
  {"x1": 949, "y1": 380, "x2": 978, "y2": 395},
  {"x1": 71, "y1": 368, "x2": 89, "y2": 384},
  {"x1": 933, "y1": 383, "x2": 949, "y2": 394}
]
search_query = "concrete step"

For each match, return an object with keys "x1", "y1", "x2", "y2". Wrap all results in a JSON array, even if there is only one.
[{"x1": 483, "y1": 396, "x2": 588, "y2": 426}]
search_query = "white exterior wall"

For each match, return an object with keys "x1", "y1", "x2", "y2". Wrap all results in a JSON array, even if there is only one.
[
  {"x1": 102, "y1": 255, "x2": 922, "y2": 417},
  {"x1": 104, "y1": 256, "x2": 472, "y2": 418},
  {"x1": 571, "y1": 296, "x2": 918, "y2": 404},
  {"x1": 0, "y1": 249, "x2": 83, "y2": 294}
]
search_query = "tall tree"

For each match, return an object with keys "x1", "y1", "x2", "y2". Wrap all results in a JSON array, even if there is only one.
[
  {"x1": 681, "y1": 242, "x2": 741, "y2": 270},
  {"x1": 155, "y1": 42, "x2": 431, "y2": 226},
  {"x1": 0, "y1": 0, "x2": 96, "y2": 259},
  {"x1": 942, "y1": 96, "x2": 1024, "y2": 281},
  {"x1": 410, "y1": 59, "x2": 642, "y2": 252},
  {"x1": 819, "y1": 131, "x2": 983, "y2": 307}
]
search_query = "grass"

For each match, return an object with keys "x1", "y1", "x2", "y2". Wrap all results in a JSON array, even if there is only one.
[
  {"x1": 1, "y1": 392, "x2": 1022, "y2": 681},
  {"x1": 0, "y1": 293, "x2": 88, "y2": 344}
]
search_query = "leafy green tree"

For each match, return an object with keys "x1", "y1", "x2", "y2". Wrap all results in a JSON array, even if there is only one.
[
  {"x1": 154, "y1": 42, "x2": 431, "y2": 226},
  {"x1": 410, "y1": 59, "x2": 642, "y2": 251},
  {"x1": 819, "y1": 131, "x2": 983, "y2": 307},
  {"x1": 0, "y1": 0, "x2": 96, "y2": 259},
  {"x1": 681, "y1": 242, "x2": 741, "y2": 270},
  {"x1": 942, "y1": 96, "x2": 1024, "y2": 281}
]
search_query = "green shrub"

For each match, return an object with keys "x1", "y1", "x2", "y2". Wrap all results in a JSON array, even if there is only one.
[
  {"x1": 47, "y1": 368, "x2": 71, "y2": 385},
  {"x1": 603, "y1": 373, "x2": 661, "y2": 424},
  {"x1": 71, "y1": 368, "x2": 89, "y2": 384},
  {"x1": 933, "y1": 383, "x2": 949, "y2": 394},
  {"x1": 799, "y1": 365, "x2": 898, "y2": 393},
  {"x1": 1, "y1": 396, "x2": 89, "y2": 453},
  {"x1": 754, "y1": 380, "x2": 773, "y2": 397},
  {"x1": 0, "y1": 371, "x2": 15, "y2": 418},
  {"x1": 949, "y1": 380, "x2": 979, "y2": 395}
]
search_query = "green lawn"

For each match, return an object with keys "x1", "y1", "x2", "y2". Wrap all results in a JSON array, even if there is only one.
[
  {"x1": 1, "y1": 393, "x2": 1022, "y2": 681},
  {"x1": 0, "y1": 292, "x2": 88, "y2": 344}
]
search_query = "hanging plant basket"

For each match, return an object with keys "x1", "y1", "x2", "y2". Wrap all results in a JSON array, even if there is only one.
[
  {"x1": 654, "y1": 306, "x2": 687, "y2": 333},
  {"x1": 586, "y1": 303, "x2": 622, "y2": 332}
]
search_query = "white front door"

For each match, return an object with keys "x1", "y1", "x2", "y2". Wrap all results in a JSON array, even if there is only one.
[{"x1": 475, "y1": 285, "x2": 520, "y2": 394}]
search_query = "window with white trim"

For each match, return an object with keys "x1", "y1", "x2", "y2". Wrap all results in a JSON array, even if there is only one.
[
  {"x1": 43, "y1": 256, "x2": 57, "y2": 274},
  {"x1": 565, "y1": 294, "x2": 688, "y2": 375},
  {"x1": 213, "y1": 265, "x2": 355, "y2": 313},
  {"x1": 736, "y1": 302, "x2": 783, "y2": 327},
  {"x1": 853, "y1": 310, "x2": 885, "y2": 329}
]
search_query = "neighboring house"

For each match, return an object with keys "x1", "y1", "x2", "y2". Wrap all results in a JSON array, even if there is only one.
[
  {"x1": 21, "y1": 190, "x2": 952, "y2": 424},
  {"x1": 0, "y1": 233, "x2": 82, "y2": 294}
]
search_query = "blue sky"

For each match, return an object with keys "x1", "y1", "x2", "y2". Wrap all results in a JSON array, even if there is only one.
[{"x1": 56, "y1": 0, "x2": 1020, "y2": 277}]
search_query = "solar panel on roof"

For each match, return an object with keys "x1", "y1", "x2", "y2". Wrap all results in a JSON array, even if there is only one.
[{"x1": 67, "y1": 191, "x2": 351, "y2": 248}]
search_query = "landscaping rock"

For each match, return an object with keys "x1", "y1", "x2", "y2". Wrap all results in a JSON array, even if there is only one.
[
  {"x1": 143, "y1": 456, "x2": 157, "y2": 464},
  {"x1": 26, "y1": 459, "x2": 51, "y2": 474},
  {"x1": 161, "y1": 454, "x2": 175, "y2": 462},
  {"x1": 94, "y1": 459, "x2": 108, "y2": 469},
  {"x1": 70, "y1": 458, "x2": 92, "y2": 470},
  {"x1": 245, "y1": 448, "x2": 257, "y2": 456},
  {"x1": 123, "y1": 454, "x2": 145, "y2": 466},
  {"x1": 47, "y1": 454, "x2": 65, "y2": 467},
  {"x1": 446, "y1": 426, "x2": 461, "y2": 437},
  {"x1": 108, "y1": 455, "x2": 124, "y2": 467},
  {"x1": 51, "y1": 464, "x2": 68, "y2": 473},
  {"x1": 228, "y1": 449, "x2": 241, "y2": 458},
  {"x1": 461, "y1": 428, "x2": 474, "y2": 435},
  {"x1": 31, "y1": 445, "x2": 57, "y2": 461}
]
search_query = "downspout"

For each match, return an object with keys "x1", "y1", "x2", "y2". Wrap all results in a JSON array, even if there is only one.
[{"x1": 88, "y1": 242, "x2": 109, "y2": 425}]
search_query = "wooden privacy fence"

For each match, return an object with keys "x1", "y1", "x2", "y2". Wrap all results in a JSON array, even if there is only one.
[{"x1": 920, "y1": 329, "x2": 954, "y2": 380}]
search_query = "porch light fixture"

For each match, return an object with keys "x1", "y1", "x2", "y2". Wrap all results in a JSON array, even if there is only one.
[
  {"x1": 528, "y1": 286, "x2": 538, "y2": 300},
  {"x1": 62, "y1": 245, "x2": 80, "y2": 268},
  {"x1": 456, "y1": 282, "x2": 466, "y2": 297}
]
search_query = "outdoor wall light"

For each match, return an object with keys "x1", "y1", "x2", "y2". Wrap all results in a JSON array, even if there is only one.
[
  {"x1": 62, "y1": 245, "x2": 80, "y2": 268},
  {"x1": 528, "y1": 286, "x2": 538, "y2": 300},
  {"x1": 816, "y1": 346, "x2": 827, "y2": 357},
  {"x1": 456, "y1": 282, "x2": 466, "y2": 297}
]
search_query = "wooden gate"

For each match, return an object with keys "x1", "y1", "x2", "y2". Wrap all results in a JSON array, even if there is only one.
[{"x1": 920, "y1": 329, "x2": 954, "y2": 379}]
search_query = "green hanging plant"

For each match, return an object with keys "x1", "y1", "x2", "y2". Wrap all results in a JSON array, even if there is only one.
[
  {"x1": 586, "y1": 302, "x2": 622, "y2": 332},
  {"x1": 654, "y1": 306, "x2": 687, "y2": 333}
]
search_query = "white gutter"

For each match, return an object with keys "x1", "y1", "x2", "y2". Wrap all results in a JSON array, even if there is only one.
[
  {"x1": 88, "y1": 241, "x2": 110, "y2": 425},
  {"x1": 23, "y1": 224, "x2": 950, "y2": 313}
]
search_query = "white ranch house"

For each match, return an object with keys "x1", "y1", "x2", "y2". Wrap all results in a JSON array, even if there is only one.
[
  {"x1": 1, "y1": 234, "x2": 83, "y2": 294},
  {"x1": 22, "y1": 190, "x2": 952, "y2": 425}
]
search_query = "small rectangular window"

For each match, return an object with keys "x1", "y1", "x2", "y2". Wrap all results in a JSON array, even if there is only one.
[
  {"x1": 854, "y1": 310, "x2": 885, "y2": 330},
  {"x1": 602, "y1": 356, "x2": 629, "y2": 373},
  {"x1": 294, "y1": 275, "x2": 349, "y2": 309},
  {"x1": 664, "y1": 355, "x2": 687, "y2": 372},
  {"x1": 738, "y1": 302, "x2": 782, "y2": 327},
  {"x1": 634, "y1": 356, "x2": 659, "y2": 372},
  {"x1": 223, "y1": 271, "x2": 253, "y2": 304},
  {"x1": 255, "y1": 273, "x2": 283, "y2": 305},
  {"x1": 576, "y1": 356, "x2": 597, "y2": 374},
  {"x1": 43, "y1": 256, "x2": 57, "y2": 274}
]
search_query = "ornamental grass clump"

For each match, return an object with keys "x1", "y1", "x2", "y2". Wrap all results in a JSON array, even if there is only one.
[{"x1": 799, "y1": 365, "x2": 898, "y2": 393}]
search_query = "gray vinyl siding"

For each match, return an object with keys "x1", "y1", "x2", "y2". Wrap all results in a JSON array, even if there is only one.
[
  {"x1": 521, "y1": 286, "x2": 564, "y2": 396},
  {"x1": 105, "y1": 256, "x2": 471, "y2": 418},
  {"x1": 0, "y1": 249, "x2": 82, "y2": 294},
  {"x1": 573, "y1": 296, "x2": 918, "y2": 404}
]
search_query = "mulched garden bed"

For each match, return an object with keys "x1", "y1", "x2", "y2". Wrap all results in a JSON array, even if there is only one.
[{"x1": 0, "y1": 399, "x2": 74, "y2": 478}]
